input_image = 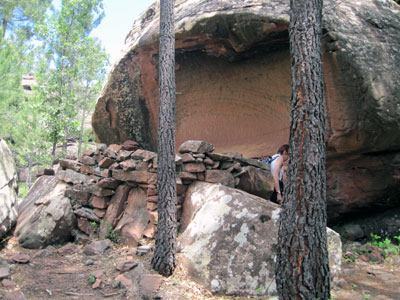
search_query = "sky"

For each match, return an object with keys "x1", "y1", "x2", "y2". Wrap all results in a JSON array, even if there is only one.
[{"x1": 91, "y1": 0, "x2": 155, "y2": 65}]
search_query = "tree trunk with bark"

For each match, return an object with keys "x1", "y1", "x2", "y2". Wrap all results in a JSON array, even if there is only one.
[
  {"x1": 275, "y1": 0, "x2": 330, "y2": 299},
  {"x1": 151, "y1": 0, "x2": 177, "y2": 277}
]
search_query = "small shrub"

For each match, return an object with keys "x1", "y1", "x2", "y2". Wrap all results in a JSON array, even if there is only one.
[
  {"x1": 370, "y1": 233, "x2": 400, "y2": 257},
  {"x1": 90, "y1": 221, "x2": 98, "y2": 228},
  {"x1": 102, "y1": 221, "x2": 121, "y2": 243},
  {"x1": 89, "y1": 274, "x2": 96, "y2": 284},
  {"x1": 255, "y1": 287, "x2": 262, "y2": 296}
]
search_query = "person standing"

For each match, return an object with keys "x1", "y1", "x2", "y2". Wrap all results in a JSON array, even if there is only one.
[{"x1": 269, "y1": 144, "x2": 289, "y2": 204}]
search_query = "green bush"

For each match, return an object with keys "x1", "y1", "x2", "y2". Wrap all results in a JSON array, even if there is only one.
[{"x1": 370, "y1": 233, "x2": 400, "y2": 257}]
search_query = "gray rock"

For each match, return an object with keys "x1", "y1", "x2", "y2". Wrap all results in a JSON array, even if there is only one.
[
  {"x1": 178, "y1": 182, "x2": 342, "y2": 296},
  {"x1": 73, "y1": 207, "x2": 101, "y2": 222},
  {"x1": 236, "y1": 166, "x2": 274, "y2": 200},
  {"x1": 85, "y1": 259, "x2": 94, "y2": 265},
  {"x1": 341, "y1": 224, "x2": 365, "y2": 241},
  {"x1": 15, "y1": 176, "x2": 76, "y2": 249},
  {"x1": 0, "y1": 139, "x2": 18, "y2": 239},
  {"x1": 178, "y1": 140, "x2": 215, "y2": 154},
  {"x1": 236, "y1": 157, "x2": 270, "y2": 170},
  {"x1": 56, "y1": 169, "x2": 92, "y2": 184},
  {"x1": 327, "y1": 228, "x2": 342, "y2": 286},
  {"x1": 204, "y1": 170, "x2": 235, "y2": 187},
  {"x1": 131, "y1": 149, "x2": 157, "y2": 162},
  {"x1": 0, "y1": 267, "x2": 10, "y2": 279},
  {"x1": 4, "y1": 291, "x2": 26, "y2": 300},
  {"x1": 136, "y1": 244, "x2": 153, "y2": 256},
  {"x1": 59, "y1": 159, "x2": 82, "y2": 172},
  {"x1": 84, "y1": 239, "x2": 112, "y2": 256}
]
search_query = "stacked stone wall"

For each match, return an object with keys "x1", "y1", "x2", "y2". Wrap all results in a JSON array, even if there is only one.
[{"x1": 55, "y1": 140, "x2": 274, "y2": 245}]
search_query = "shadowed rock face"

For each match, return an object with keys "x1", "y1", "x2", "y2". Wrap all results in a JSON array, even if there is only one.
[{"x1": 92, "y1": 0, "x2": 400, "y2": 222}]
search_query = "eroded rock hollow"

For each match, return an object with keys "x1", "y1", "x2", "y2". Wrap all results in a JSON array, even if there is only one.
[{"x1": 92, "y1": 0, "x2": 400, "y2": 223}]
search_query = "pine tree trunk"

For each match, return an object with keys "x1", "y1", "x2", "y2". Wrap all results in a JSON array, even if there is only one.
[
  {"x1": 77, "y1": 103, "x2": 87, "y2": 158},
  {"x1": 151, "y1": 0, "x2": 177, "y2": 277},
  {"x1": 62, "y1": 139, "x2": 67, "y2": 159},
  {"x1": 51, "y1": 133, "x2": 58, "y2": 164},
  {"x1": 275, "y1": 0, "x2": 330, "y2": 299},
  {"x1": 26, "y1": 156, "x2": 33, "y2": 188}
]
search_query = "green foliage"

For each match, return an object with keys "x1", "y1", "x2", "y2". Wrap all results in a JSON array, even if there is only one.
[
  {"x1": 113, "y1": 280, "x2": 121, "y2": 288},
  {"x1": 0, "y1": 30, "x2": 23, "y2": 139},
  {"x1": 106, "y1": 228, "x2": 121, "y2": 243},
  {"x1": 343, "y1": 251, "x2": 357, "y2": 264},
  {"x1": 102, "y1": 221, "x2": 121, "y2": 243},
  {"x1": 0, "y1": 0, "x2": 51, "y2": 43},
  {"x1": 88, "y1": 274, "x2": 96, "y2": 284},
  {"x1": 33, "y1": 0, "x2": 108, "y2": 161},
  {"x1": 17, "y1": 183, "x2": 30, "y2": 199},
  {"x1": 370, "y1": 233, "x2": 400, "y2": 256},
  {"x1": 394, "y1": 235, "x2": 400, "y2": 243},
  {"x1": 0, "y1": 0, "x2": 108, "y2": 173},
  {"x1": 90, "y1": 221, "x2": 98, "y2": 228}
]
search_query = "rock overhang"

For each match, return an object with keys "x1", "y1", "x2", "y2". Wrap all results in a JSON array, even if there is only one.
[
  {"x1": 94, "y1": 0, "x2": 400, "y2": 157},
  {"x1": 92, "y1": 0, "x2": 400, "y2": 221}
]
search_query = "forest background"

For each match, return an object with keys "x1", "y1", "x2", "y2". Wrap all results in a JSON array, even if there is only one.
[{"x1": 0, "y1": 0, "x2": 150, "y2": 192}]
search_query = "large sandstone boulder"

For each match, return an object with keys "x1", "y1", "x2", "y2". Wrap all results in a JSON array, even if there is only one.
[
  {"x1": 0, "y1": 139, "x2": 18, "y2": 239},
  {"x1": 178, "y1": 182, "x2": 341, "y2": 296},
  {"x1": 15, "y1": 176, "x2": 76, "y2": 249},
  {"x1": 92, "y1": 0, "x2": 400, "y2": 222}
]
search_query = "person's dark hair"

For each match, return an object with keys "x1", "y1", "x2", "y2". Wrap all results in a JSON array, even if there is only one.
[{"x1": 277, "y1": 144, "x2": 289, "y2": 154}]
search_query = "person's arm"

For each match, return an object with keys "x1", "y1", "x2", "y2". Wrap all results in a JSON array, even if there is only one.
[{"x1": 273, "y1": 156, "x2": 283, "y2": 204}]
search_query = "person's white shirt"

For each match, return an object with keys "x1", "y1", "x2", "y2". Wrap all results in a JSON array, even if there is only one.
[{"x1": 270, "y1": 154, "x2": 284, "y2": 181}]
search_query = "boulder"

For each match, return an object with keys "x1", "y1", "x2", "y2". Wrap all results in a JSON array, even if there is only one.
[
  {"x1": 0, "y1": 139, "x2": 18, "y2": 239},
  {"x1": 114, "y1": 187, "x2": 149, "y2": 246},
  {"x1": 93, "y1": 0, "x2": 400, "y2": 155},
  {"x1": 236, "y1": 166, "x2": 274, "y2": 200},
  {"x1": 92, "y1": 0, "x2": 400, "y2": 222},
  {"x1": 178, "y1": 182, "x2": 342, "y2": 296},
  {"x1": 204, "y1": 170, "x2": 235, "y2": 188},
  {"x1": 99, "y1": 184, "x2": 132, "y2": 238},
  {"x1": 15, "y1": 176, "x2": 76, "y2": 249}
]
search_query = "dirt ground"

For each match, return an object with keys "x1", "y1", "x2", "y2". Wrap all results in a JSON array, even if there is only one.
[{"x1": 0, "y1": 236, "x2": 399, "y2": 300}]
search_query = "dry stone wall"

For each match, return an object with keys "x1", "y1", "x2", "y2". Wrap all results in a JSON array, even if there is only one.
[{"x1": 56, "y1": 140, "x2": 274, "y2": 246}]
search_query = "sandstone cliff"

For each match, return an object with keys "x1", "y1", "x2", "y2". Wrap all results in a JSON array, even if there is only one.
[{"x1": 92, "y1": 0, "x2": 400, "y2": 222}]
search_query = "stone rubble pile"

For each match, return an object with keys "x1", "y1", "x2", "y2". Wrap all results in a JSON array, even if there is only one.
[{"x1": 55, "y1": 140, "x2": 274, "y2": 246}]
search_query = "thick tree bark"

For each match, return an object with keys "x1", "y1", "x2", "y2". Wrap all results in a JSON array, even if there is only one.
[
  {"x1": 151, "y1": 0, "x2": 177, "y2": 277},
  {"x1": 275, "y1": 0, "x2": 330, "y2": 299}
]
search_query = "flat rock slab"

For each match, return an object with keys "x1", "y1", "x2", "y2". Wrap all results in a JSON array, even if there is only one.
[
  {"x1": 0, "y1": 267, "x2": 10, "y2": 279},
  {"x1": 140, "y1": 274, "x2": 163, "y2": 292},
  {"x1": 12, "y1": 254, "x2": 30, "y2": 264},
  {"x1": 84, "y1": 239, "x2": 112, "y2": 256}
]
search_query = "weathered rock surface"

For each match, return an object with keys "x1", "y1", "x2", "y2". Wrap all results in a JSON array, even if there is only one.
[
  {"x1": 28, "y1": 139, "x2": 276, "y2": 247},
  {"x1": 92, "y1": 0, "x2": 400, "y2": 223},
  {"x1": 15, "y1": 176, "x2": 76, "y2": 249},
  {"x1": 94, "y1": 0, "x2": 400, "y2": 155},
  {"x1": 0, "y1": 139, "x2": 18, "y2": 239},
  {"x1": 178, "y1": 181, "x2": 342, "y2": 296},
  {"x1": 114, "y1": 187, "x2": 149, "y2": 246}
]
